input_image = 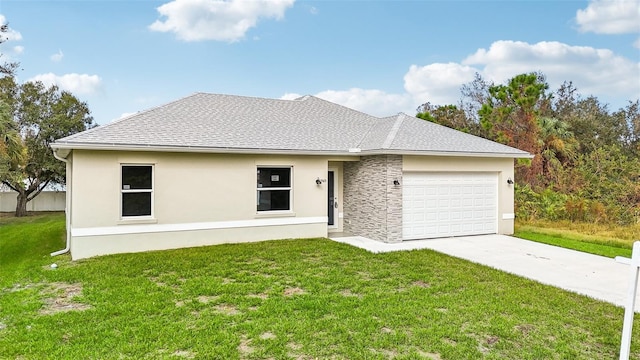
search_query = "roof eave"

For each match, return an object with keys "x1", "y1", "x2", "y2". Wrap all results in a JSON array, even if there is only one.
[
  {"x1": 361, "y1": 149, "x2": 534, "y2": 159},
  {"x1": 50, "y1": 142, "x2": 364, "y2": 156},
  {"x1": 51, "y1": 142, "x2": 533, "y2": 159}
]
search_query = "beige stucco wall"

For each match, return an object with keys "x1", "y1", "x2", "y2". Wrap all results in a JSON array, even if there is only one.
[
  {"x1": 403, "y1": 155, "x2": 515, "y2": 235},
  {"x1": 69, "y1": 150, "x2": 335, "y2": 259}
]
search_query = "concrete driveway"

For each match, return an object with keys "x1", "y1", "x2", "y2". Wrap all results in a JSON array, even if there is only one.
[{"x1": 330, "y1": 234, "x2": 638, "y2": 311}]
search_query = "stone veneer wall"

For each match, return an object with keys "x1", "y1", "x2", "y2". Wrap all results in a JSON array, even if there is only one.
[{"x1": 343, "y1": 155, "x2": 403, "y2": 243}]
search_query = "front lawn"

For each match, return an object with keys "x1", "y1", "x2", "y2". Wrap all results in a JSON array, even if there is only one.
[{"x1": 1, "y1": 214, "x2": 638, "y2": 359}]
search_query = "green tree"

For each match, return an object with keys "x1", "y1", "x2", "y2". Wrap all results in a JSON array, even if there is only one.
[
  {"x1": 0, "y1": 77, "x2": 94, "y2": 216},
  {"x1": 416, "y1": 102, "x2": 482, "y2": 135},
  {"x1": 560, "y1": 96, "x2": 626, "y2": 154},
  {"x1": 0, "y1": 100, "x2": 24, "y2": 181},
  {"x1": 615, "y1": 100, "x2": 640, "y2": 155},
  {"x1": 575, "y1": 145, "x2": 640, "y2": 224},
  {"x1": 478, "y1": 73, "x2": 551, "y2": 185},
  {"x1": 459, "y1": 72, "x2": 492, "y2": 125},
  {"x1": 537, "y1": 116, "x2": 576, "y2": 186}
]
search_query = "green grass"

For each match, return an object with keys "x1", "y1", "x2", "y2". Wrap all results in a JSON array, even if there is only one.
[
  {"x1": 0, "y1": 213, "x2": 66, "y2": 288},
  {"x1": 516, "y1": 219, "x2": 640, "y2": 247},
  {"x1": 514, "y1": 230, "x2": 632, "y2": 258},
  {"x1": 515, "y1": 220, "x2": 638, "y2": 258},
  {"x1": 1, "y1": 214, "x2": 639, "y2": 359}
]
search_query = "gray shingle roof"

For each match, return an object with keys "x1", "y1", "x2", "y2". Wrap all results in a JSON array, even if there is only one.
[{"x1": 53, "y1": 93, "x2": 530, "y2": 158}]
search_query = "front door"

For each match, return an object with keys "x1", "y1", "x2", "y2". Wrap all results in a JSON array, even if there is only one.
[{"x1": 328, "y1": 170, "x2": 335, "y2": 226}]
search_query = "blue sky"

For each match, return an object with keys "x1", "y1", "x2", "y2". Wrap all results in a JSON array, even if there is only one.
[{"x1": 1, "y1": 0, "x2": 639, "y2": 125}]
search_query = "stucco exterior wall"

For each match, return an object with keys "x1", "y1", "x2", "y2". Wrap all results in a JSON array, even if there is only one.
[
  {"x1": 68, "y1": 150, "x2": 332, "y2": 259},
  {"x1": 343, "y1": 155, "x2": 403, "y2": 243},
  {"x1": 64, "y1": 150, "x2": 516, "y2": 259},
  {"x1": 403, "y1": 155, "x2": 515, "y2": 235}
]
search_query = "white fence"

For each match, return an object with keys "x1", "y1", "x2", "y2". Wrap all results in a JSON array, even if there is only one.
[{"x1": 0, "y1": 191, "x2": 66, "y2": 212}]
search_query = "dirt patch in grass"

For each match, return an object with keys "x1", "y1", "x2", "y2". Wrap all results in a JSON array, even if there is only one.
[
  {"x1": 260, "y1": 332, "x2": 277, "y2": 340},
  {"x1": 238, "y1": 336, "x2": 254, "y2": 357},
  {"x1": 339, "y1": 289, "x2": 362, "y2": 298},
  {"x1": 479, "y1": 335, "x2": 500, "y2": 353},
  {"x1": 357, "y1": 271, "x2": 373, "y2": 281},
  {"x1": 412, "y1": 280, "x2": 431, "y2": 288},
  {"x1": 287, "y1": 342, "x2": 314, "y2": 360},
  {"x1": 172, "y1": 349, "x2": 196, "y2": 358},
  {"x1": 39, "y1": 282, "x2": 92, "y2": 315},
  {"x1": 515, "y1": 324, "x2": 535, "y2": 336},
  {"x1": 149, "y1": 276, "x2": 167, "y2": 287},
  {"x1": 5, "y1": 283, "x2": 39, "y2": 293},
  {"x1": 283, "y1": 287, "x2": 306, "y2": 296},
  {"x1": 380, "y1": 326, "x2": 394, "y2": 334},
  {"x1": 197, "y1": 295, "x2": 219, "y2": 304},
  {"x1": 370, "y1": 348, "x2": 398, "y2": 358},
  {"x1": 214, "y1": 304, "x2": 240, "y2": 315},
  {"x1": 416, "y1": 350, "x2": 442, "y2": 359}
]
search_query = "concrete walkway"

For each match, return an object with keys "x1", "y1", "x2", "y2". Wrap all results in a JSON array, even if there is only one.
[{"x1": 329, "y1": 234, "x2": 638, "y2": 311}]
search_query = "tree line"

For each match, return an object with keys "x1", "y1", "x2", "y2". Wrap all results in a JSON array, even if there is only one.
[{"x1": 417, "y1": 72, "x2": 640, "y2": 225}]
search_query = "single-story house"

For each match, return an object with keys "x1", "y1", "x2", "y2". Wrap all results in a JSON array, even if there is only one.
[{"x1": 51, "y1": 93, "x2": 531, "y2": 260}]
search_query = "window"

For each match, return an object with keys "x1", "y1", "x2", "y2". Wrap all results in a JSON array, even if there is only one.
[
  {"x1": 121, "y1": 165, "x2": 153, "y2": 217},
  {"x1": 257, "y1": 167, "x2": 291, "y2": 212}
]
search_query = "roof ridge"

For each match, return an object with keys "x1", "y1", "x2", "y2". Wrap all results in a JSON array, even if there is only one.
[
  {"x1": 381, "y1": 114, "x2": 405, "y2": 149},
  {"x1": 195, "y1": 92, "x2": 311, "y2": 103},
  {"x1": 355, "y1": 117, "x2": 382, "y2": 149}
]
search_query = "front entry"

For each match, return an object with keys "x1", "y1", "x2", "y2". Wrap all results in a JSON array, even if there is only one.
[{"x1": 328, "y1": 170, "x2": 335, "y2": 226}]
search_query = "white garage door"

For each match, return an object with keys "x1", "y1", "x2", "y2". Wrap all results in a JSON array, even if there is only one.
[{"x1": 402, "y1": 172, "x2": 497, "y2": 240}]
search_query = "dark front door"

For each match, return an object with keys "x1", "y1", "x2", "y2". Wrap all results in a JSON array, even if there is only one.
[{"x1": 328, "y1": 171, "x2": 335, "y2": 226}]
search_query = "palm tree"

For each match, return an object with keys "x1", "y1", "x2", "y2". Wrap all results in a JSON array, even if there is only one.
[{"x1": 537, "y1": 116, "x2": 576, "y2": 186}]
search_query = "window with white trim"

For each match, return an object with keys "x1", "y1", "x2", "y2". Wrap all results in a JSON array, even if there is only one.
[
  {"x1": 121, "y1": 165, "x2": 153, "y2": 217},
  {"x1": 257, "y1": 167, "x2": 291, "y2": 212}
]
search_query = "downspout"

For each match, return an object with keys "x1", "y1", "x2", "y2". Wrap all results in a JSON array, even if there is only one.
[{"x1": 51, "y1": 149, "x2": 71, "y2": 256}]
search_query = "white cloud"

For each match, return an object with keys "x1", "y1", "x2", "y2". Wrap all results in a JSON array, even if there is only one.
[
  {"x1": 27, "y1": 73, "x2": 103, "y2": 95},
  {"x1": 315, "y1": 89, "x2": 413, "y2": 117},
  {"x1": 281, "y1": 89, "x2": 412, "y2": 116},
  {"x1": 116, "y1": 112, "x2": 138, "y2": 121},
  {"x1": 149, "y1": 0, "x2": 295, "y2": 42},
  {"x1": 634, "y1": 37, "x2": 640, "y2": 49},
  {"x1": 280, "y1": 93, "x2": 302, "y2": 100},
  {"x1": 576, "y1": 0, "x2": 640, "y2": 34},
  {"x1": 0, "y1": 14, "x2": 23, "y2": 41},
  {"x1": 463, "y1": 40, "x2": 640, "y2": 101},
  {"x1": 282, "y1": 40, "x2": 639, "y2": 117},
  {"x1": 13, "y1": 45, "x2": 24, "y2": 54},
  {"x1": 50, "y1": 50, "x2": 64, "y2": 62},
  {"x1": 403, "y1": 63, "x2": 477, "y2": 106}
]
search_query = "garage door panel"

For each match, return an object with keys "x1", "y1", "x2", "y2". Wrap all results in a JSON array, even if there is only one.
[{"x1": 403, "y1": 172, "x2": 498, "y2": 240}]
